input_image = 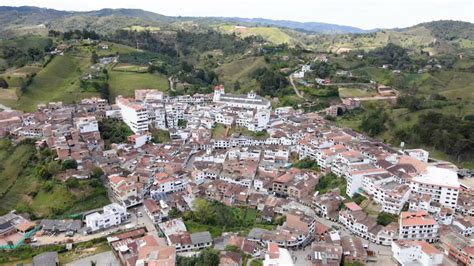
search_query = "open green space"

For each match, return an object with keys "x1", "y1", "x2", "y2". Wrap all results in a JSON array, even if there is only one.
[
  {"x1": 108, "y1": 69, "x2": 168, "y2": 100},
  {"x1": 0, "y1": 140, "x2": 110, "y2": 218},
  {"x1": 183, "y1": 199, "x2": 277, "y2": 238},
  {"x1": 5, "y1": 53, "x2": 99, "y2": 112},
  {"x1": 215, "y1": 56, "x2": 266, "y2": 90},
  {"x1": 338, "y1": 87, "x2": 378, "y2": 98}
]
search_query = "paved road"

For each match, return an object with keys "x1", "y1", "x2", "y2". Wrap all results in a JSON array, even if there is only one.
[
  {"x1": 289, "y1": 74, "x2": 304, "y2": 99},
  {"x1": 66, "y1": 251, "x2": 119, "y2": 266}
]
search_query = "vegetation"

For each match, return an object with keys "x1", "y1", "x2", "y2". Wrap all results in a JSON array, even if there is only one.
[
  {"x1": 0, "y1": 140, "x2": 109, "y2": 218},
  {"x1": 0, "y1": 237, "x2": 109, "y2": 265},
  {"x1": 228, "y1": 127, "x2": 269, "y2": 139},
  {"x1": 395, "y1": 112, "x2": 474, "y2": 161},
  {"x1": 294, "y1": 158, "x2": 320, "y2": 171},
  {"x1": 351, "y1": 193, "x2": 367, "y2": 205},
  {"x1": 150, "y1": 127, "x2": 171, "y2": 144},
  {"x1": 98, "y1": 118, "x2": 133, "y2": 147},
  {"x1": 183, "y1": 199, "x2": 276, "y2": 238},
  {"x1": 377, "y1": 212, "x2": 398, "y2": 226},
  {"x1": 177, "y1": 248, "x2": 220, "y2": 266},
  {"x1": 314, "y1": 173, "x2": 347, "y2": 197},
  {"x1": 365, "y1": 44, "x2": 413, "y2": 69}
]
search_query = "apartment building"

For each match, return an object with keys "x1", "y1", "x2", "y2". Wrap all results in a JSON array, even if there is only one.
[
  {"x1": 410, "y1": 167, "x2": 460, "y2": 210},
  {"x1": 399, "y1": 211, "x2": 439, "y2": 243},
  {"x1": 116, "y1": 96, "x2": 149, "y2": 133}
]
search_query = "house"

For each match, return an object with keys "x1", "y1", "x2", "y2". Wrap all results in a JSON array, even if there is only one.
[
  {"x1": 340, "y1": 236, "x2": 366, "y2": 264},
  {"x1": 143, "y1": 199, "x2": 162, "y2": 224},
  {"x1": 392, "y1": 240, "x2": 444, "y2": 266},
  {"x1": 263, "y1": 242, "x2": 294, "y2": 266},
  {"x1": 85, "y1": 203, "x2": 128, "y2": 233},
  {"x1": 219, "y1": 251, "x2": 243, "y2": 266},
  {"x1": 310, "y1": 242, "x2": 343, "y2": 266}
]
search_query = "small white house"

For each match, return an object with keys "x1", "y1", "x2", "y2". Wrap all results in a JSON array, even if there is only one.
[{"x1": 392, "y1": 240, "x2": 444, "y2": 266}]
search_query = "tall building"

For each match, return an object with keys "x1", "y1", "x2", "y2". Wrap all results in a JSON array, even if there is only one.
[
  {"x1": 410, "y1": 167, "x2": 460, "y2": 210},
  {"x1": 116, "y1": 96, "x2": 149, "y2": 133}
]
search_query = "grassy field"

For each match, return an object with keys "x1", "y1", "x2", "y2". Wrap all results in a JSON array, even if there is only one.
[
  {"x1": 3, "y1": 54, "x2": 99, "y2": 112},
  {"x1": 338, "y1": 87, "x2": 378, "y2": 98},
  {"x1": 211, "y1": 123, "x2": 228, "y2": 139},
  {"x1": 218, "y1": 25, "x2": 294, "y2": 44},
  {"x1": 0, "y1": 238, "x2": 109, "y2": 265},
  {"x1": 95, "y1": 42, "x2": 139, "y2": 56},
  {"x1": 0, "y1": 140, "x2": 110, "y2": 217},
  {"x1": 112, "y1": 63, "x2": 149, "y2": 73},
  {"x1": 108, "y1": 70, "x2": 168, "y2": 100},
  {"x1": 215, "y1": 56, "x2": 266, "y2": 89},
  {"x1": 185, "y1": 207, "x2": 276, "y2": 238}
]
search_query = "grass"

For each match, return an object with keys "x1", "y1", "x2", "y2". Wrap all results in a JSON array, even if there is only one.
[
  {"x1": 112, "y1": 64, "x2": 149, "y2": 73},
  {"x1": 95, "y1": 42, "x2": 139, "y2": 56},
  {"x1": 338, "y1": 87, "x2": 378, "y2": 98},
  {"x1": 0, "y1": 140, "x2": 110, "y2": 218},
  {"x1": 6, "y1": 53, "x2": 99, "y2": 112},
  {"x1": 211, "y1": 123, "x2": 228, "y2": 139},
  {"x1": 218, "y1": 25, "x2": 294, "y2": 44},
  {"x1": 0, "y1": 237, "x2": 109, "y2": 265},
  {"x1": 215, "y1": 56, "x2": 266, "y2": 89},
  {"x1": 108, "y1": 69, "x2": 168, "y2": 100},
  {"x1": 228, "y1": 127, "x2": 269, "y2": 139},
  {"x1": 185, "y1": 203, "x2": 276, "y2": 238}
]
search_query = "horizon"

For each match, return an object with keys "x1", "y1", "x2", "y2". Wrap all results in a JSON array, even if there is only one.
[{"x1": 1, "y1": 0, "x2": 473, "y2": 30}]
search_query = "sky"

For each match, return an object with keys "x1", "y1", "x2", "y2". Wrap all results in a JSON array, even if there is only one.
[{"x1": 2, "y1": 0, "x2": 473, "y2": 29}]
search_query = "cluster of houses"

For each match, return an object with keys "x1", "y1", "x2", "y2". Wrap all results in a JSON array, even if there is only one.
[{"x1": 1, "y1": 85, "x2": 473, "y2": 266}]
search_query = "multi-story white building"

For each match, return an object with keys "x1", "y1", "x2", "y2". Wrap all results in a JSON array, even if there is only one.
[
  {"x1": 74, "y1": 116, "x2": 99, "y2": 133},
  {"x1": 213, "y1": 85, "x2": 271, "y2": 110},
  {"x1": 85, "y1": 203, "x2": 128, "y2": 232},
  {"x1": 116, "y1": 96, "x2": 149, "y2": 133},
  {"x1": 410, "y1": 167, "x2": 460, "y2": 210},
  {"x1": 399, "y1": 211, "x2": 439, "y2": 243},
  {"x1": 392, "y1": 240, "x2": 444, "y2": 266}
]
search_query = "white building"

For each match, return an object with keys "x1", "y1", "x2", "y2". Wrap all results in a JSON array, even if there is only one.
[
  {"x1": 85, "y1": 203, "x2": 128, "y2": 232},
  {"x1": 116, "y1": 96, "x2": 149, "y2": 133},
  {"x1": 399, "y1": 211, "x2": 439, "y2": 243},
  {"x1": 74, "y1": 116, "x2": 98, "y2": 133},
  {"x1": 264, "y1": 243, "x2": 294, "y2": 266},
  {"x1": 405, "y1": 149, "x2": 429, "y2": 163},
  {"x1": 213, "y1": 85, "x2": 271, "y2": 110},
  {"x1": 410, "y1": 167, "x2": 460, "y2": 210},
  {"x1": 392, "y1": 240, "x2": 444, "y2": 266}
]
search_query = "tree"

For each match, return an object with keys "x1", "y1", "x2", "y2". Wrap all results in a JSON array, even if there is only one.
[
  {"x1": 224, "y1": 245, "x2": 240, "y2": 252},
  {"x1": 193, "y1": 199, "x2": 216, "y2": 224},
  {"x1": 91, "y1": 51, "x2": 99, "y2": 64},
  {"x1": 90, "y1": 167, "x2": 104, "y2": 179},
  {"x1": 0, "y1": 78, "x2": 8, "y2": 89},
  {"x1": 233, "y1": 81, "x2": 241, "y2": 91},
  {"x1": 377, "y1": 212, "x2": 398, "y2": 226},
  {"x1": 360, "y1": 108, "x2": 389, "y2": 137},
  {"x1": 62, "y1": 159, "x2": 78, "y2": 170},
  {"x1": 169, "y1": 207, "x2": 182, "y2": 219}
]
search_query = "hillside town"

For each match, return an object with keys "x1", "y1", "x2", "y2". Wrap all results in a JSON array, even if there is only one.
[{"x1": 0, "y1": 85, "x2": 473, "y2": 266}]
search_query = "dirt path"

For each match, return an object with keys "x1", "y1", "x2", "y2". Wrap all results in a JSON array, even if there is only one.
[{"x1": 289, "y1": 74, "x2": 304, "y2": 99}]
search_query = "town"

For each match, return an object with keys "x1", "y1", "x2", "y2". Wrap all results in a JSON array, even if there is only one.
[{"x1": 0, "y1": 84, "x2": 472, "y2": 266}]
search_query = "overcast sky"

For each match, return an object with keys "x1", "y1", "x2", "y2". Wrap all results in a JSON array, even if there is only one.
[{"x1": 2, "y1": 0, "x2": 473, "y2": 29}]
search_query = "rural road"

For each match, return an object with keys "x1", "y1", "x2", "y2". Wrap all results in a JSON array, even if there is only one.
[
  {"x1": 289, "y1": 74, "x2": 304, "y2": 98},
  {"x1": 168, "y1": 76, "x2": 175, "y2": 92}
]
